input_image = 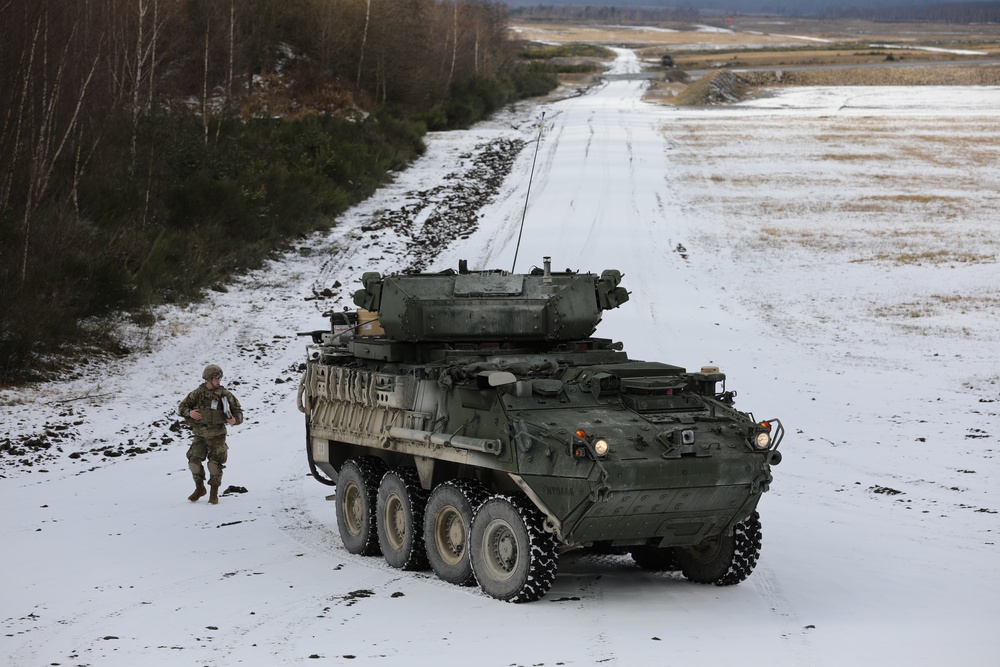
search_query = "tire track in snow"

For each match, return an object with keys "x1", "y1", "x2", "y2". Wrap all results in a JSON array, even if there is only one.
[{"x1": 752, "y1": 565, "x2": 826, "y2": 666}]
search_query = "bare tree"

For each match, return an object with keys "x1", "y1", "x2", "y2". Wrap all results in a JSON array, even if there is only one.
[
  {"x1": 130, "y1": 0, "x2": 149, "y2": 161},
  {"x1": 447, "y1": 1, "x2": 459, "y2": 89},
  {"x1": 226, "y1": 0, "x2": 235, "y2": 104},
  {"x1": 18, "y1": 12, "x2": 102, "y2": 281},
  {"x1": 148, "y1": 0, "x2": 159, "y2": 108},
  {"x1": 202, "y1": 16, "x2": 210, "y2": 144},
  {"x1": 0, "y1": 5, "x2": 41, "y2": 213},
  {"x1": 356, "y1": 0, "x2": 373, "y2": 90}
]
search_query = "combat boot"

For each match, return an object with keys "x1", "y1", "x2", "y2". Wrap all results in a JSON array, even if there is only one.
[
  {"x1": 188, "y1": 481, "x2": 207, "y2": 502},
  {"x1": 208, "y1": 484, "x2": 220, "y2": 505}
]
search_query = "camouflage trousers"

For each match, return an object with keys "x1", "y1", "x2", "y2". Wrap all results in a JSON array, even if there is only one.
[{"x1": 187, "y1": 434, "x2": 229, "y2": 487}]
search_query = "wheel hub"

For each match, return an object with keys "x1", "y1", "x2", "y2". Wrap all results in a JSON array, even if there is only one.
[
  {"x1": 484, "y1": 519, "x2": 518, "y2": 578},
  {"x1": 682, "y1": 535, "x2": 723, "y2": 563},
  {"x1": 342, "y1": 481, "x2": 363, "y2": 537},
  {"x1": 384, "y1": 493, "x2": 405, "y2": 549},
  {"x1": 435, "y1": 506, "x2": 466, "y2": 565}
]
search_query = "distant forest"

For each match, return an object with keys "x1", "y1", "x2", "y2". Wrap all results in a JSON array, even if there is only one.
[
  {"x1": 508, "y1": 4, "x2": 701, "y2": 22},
  {"x1": 507, "y1": 1, "x2": 1000, "y2": 22},
  {"x1": 0, "y1": 0, "x2": 558, "y2": 384},
  {"x1": 820, "y1": 1, "x2": 1000, "y2": 22}
]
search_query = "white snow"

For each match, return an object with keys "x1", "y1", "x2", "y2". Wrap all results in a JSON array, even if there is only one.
[
  {"x1": 772, "y1": 34, "x2": 834, "y2": 43},
  {"x1": 3, "y1": 48, "x2": 999, "y2": 666},
  {"x1": 695, "y1": 24, "x2": 735, "y2": 34},
  {"x1": 871, "y1": 43, "x2": 989, "y2": 56},
  {"x1": 606, "y1": 24, "x2": 680, "y2": 35}
]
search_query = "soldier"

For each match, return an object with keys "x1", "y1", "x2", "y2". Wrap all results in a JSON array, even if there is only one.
[{"x1": 178, "y1": 364, "x2": 243, "y2": 504}]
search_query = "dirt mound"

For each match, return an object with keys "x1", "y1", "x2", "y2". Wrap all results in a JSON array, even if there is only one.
[{"x1": 672, "y1": 70, "x2": 748, "y2": 105}]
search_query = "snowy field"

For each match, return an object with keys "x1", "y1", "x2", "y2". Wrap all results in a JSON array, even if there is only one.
[{"x1": 2, "y1": 49, "x2": 998, "y2": 666}]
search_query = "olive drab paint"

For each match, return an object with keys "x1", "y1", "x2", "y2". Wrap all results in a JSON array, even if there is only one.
[{"x1": 297, "y1": 258, "x2": 784, "y2": 602}]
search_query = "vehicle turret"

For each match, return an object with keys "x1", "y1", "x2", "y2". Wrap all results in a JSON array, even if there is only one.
[{"x1": 351, "y1": 257, "x2": 628, "y2": 343}]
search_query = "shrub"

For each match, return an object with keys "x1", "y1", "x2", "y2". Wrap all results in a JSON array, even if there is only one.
[
  {"x1": 510, "y1": 64, "x2": 559, "y2": 99},
  {"x1": 0, "y1": 109, "x2": 429, "y2": 384},
  {"x1": 440, "y1": 66, "x2": 558, "y2": 129}
]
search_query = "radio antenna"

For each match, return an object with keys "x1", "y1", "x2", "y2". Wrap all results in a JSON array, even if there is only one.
[{"x1": 511, "y1": 112, "x2": 545, "y2": 273}]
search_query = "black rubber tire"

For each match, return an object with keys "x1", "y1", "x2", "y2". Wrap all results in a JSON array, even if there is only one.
[
  {"x1": 470, "y1": 494, "x2": 559, "y2": 603},
  {"x1": 630, "y1": 545, "x2": 680, "y2": 571},
  {"x1": 376, "y1": 468, "x2": 429, "y2": 570},
  {"x1": 336, "y1": 457, "x2": 387, "y2": 556},
  {"x1": 675, "y1": 511, "x2": 762, "y2": 586},
  {"x1": 423, "y1": 479, "x2": 489, "y2": 585}
]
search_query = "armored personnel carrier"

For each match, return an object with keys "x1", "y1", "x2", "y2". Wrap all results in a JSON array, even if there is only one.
[{"x1": 298, "y1": 258, "x2": 783, "y2": 602}]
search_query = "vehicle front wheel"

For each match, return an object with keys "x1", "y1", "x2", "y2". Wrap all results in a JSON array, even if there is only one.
[
  {"x1": 376, "y1": 468, "x2": 428, "y2": 570},
  {"x1": 675, "y1": 511, "x2": 762, "y2": 586},
  {"x1": 336, "y1": 457, "x2": 387, "y2": 556},
  {"x1": 424, "y1": 479, "x2": 488, "y2": 585},
  {"x1": 470, "y1": 495, "x2": 558, "y2": 603}
]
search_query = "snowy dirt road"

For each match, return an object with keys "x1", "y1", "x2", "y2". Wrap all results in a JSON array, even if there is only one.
[{"x1": 3, "y1": 49, "x2": 999, "y2": 666}]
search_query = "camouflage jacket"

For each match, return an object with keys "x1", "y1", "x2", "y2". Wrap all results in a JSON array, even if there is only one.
[{"x1": 178, "y1": 384, "x2": 244, "y2": 437}]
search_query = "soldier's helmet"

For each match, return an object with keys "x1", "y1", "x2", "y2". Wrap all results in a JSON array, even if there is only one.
[{"x1": 203, "y1": 364, "x2": 224, "y2": 380}]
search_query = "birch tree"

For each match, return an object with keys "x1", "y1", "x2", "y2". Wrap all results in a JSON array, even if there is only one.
[
  {"x1": 202, "y1": 17, "x2": 210, "y2": 144},
  {"x1": 356, "y1": 0, "x2": 372, "y2": 90},
  {"x1": 17, "y1": 8, "x2": 102, "y2": 281},
  {"x1": 447, "y1": 0, "x2": 459, "y2": 89}
]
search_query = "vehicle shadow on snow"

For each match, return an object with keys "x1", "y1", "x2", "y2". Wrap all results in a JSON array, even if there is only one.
[{"x1": 547, "y1": 552, "x2": 688, "y2": 601}]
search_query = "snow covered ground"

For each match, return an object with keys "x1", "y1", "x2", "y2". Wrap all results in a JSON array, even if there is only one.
[{"x1": 3, "y1": 49, "x2": 999, "y2": 666}]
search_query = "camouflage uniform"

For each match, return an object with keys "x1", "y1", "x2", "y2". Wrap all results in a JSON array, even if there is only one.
[{"x1": 179, "y1": 365, "x2": 243, "y2": 502}]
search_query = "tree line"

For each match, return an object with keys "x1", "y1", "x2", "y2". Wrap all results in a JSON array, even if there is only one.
[
  {"x1": 507, "y1": 1, "x2": 1000, "y2": 23},
  {"x1": 821, "y1": 2, "x2": 1000, "y2": 22},
  {"x1": 0, "y1": 0, "x2": 556, "y2": 384},
  {"x1": 507, "y1": 5, "x2": 700, "y2": 23}
]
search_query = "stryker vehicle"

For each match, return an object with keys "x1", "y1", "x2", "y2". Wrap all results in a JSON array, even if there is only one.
[{"x1": 297, "y1": 258, "x2": 783, "y2": 602}]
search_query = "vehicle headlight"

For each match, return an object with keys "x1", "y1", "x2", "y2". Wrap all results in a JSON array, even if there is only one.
[
  {"x1": 593, "y1": 438, "x2": 609, "y2": 456},
  {"x1": 754, "y1": 431, "x2": 771, "y2": 449},
  {"x1": 571, "y1": 429, "x2": 609, "y2": 459}
]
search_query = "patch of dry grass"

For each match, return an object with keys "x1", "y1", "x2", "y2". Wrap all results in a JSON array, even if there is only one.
[
  {"x1": 753, "y1": 223, "x2": 998, "y2": 267},
  {"x1": 742, "y1": 195, "x2": 966, "y2": 220},
  {"x1": 755, "y1": 226, "x2": 854, "y2": 252},
  {"x1": 165, "y1": 318, "x2": 192, "y2": 338},
  {"x1": 511, "y1": 23, "x2": 798, "y2": 49},
  {"x1": 820, "y1": 152, "x2": 895, "y2": 162},
  {"x1": 840, "y1": 194, "x2": 965, "y2": 218},
  {"x1": 854, "y1": 249, "x2": 996, "y2": 266},
  {"x1": 899, "y1": 146, "x2": 964, "y2": 167},
  {"x1": 866, "y1": 194, "x2": 963, "y2": 205},
  {"x1": 874, "y1": 293, "x2": 1000, "y2": 319}
]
